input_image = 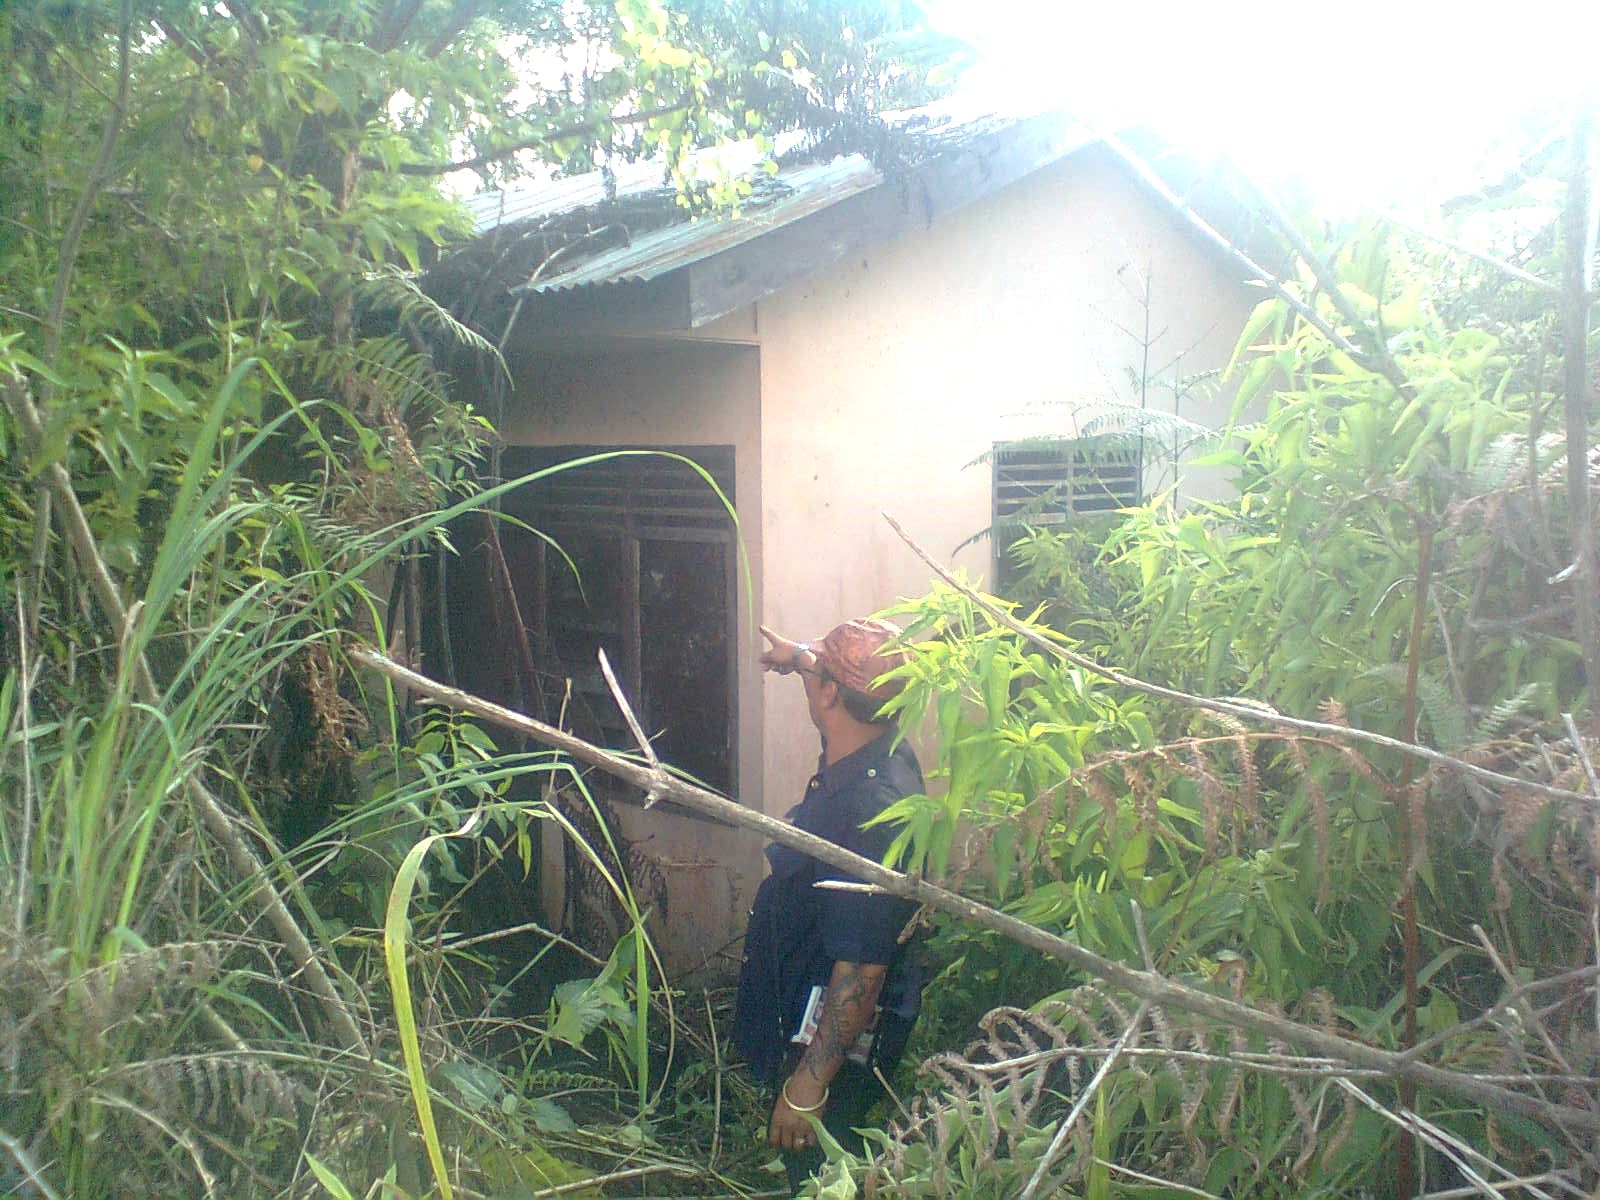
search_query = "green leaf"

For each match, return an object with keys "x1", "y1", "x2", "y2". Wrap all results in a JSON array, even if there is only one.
[
  {"x1": 303, "y1": 1153, "x2": 357, "y2": 1200},
  {"x1": 526, "y1": 1097, "x2": 577, "y2": 1133},
  {"x1": 1225, "y1": 297, "x2": 1278, "y2": 379},
  {"x1": 438, "y1": 1060, "x2": 502, "y2": 1111}
]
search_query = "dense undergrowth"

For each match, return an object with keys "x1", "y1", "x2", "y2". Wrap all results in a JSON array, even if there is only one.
[
  {"x1": 800, "y1": 163, "x2": 1600, "y2": 1196},
  {"x1": 3, "y1": 2, "x2": 1598, "y2": 1198}
]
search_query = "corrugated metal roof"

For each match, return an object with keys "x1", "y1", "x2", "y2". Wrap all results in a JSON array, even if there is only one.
[
  {"x1": 520, "y1": 155, "x2": 882, "y2": 294},
  {"x1": 463, "y1": 95, "x2": 1092, "y2": 300}
]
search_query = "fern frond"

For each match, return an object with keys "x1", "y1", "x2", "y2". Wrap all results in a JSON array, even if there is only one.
[
  {"x1": 1475, "y1": 682, "x2": 1546, "y2": 741},
  {"x1": 360, "y1": 265, "x2": 508, "y2": 379},
  {"x1": 1363, "y1": 663, "x2": 1469, "y2": 751}
]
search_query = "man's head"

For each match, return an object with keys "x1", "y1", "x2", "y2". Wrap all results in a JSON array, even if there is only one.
[{"x1": 801, "y1": 618, "x2": 909, "y2": 730}]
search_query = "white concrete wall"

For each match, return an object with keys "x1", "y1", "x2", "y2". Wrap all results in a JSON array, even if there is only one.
[{"x1": 753, "y1": 145, "x2": 1255, "y2": 812}]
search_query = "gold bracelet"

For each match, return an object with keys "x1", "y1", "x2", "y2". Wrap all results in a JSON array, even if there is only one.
[{"x1": 781, "y1": 1078, "x2": 829, "y2": 1114}]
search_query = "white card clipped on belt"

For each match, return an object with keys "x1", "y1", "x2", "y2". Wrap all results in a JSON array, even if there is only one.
[{"x1": 790, "y1": 984, "x2": 878, "y2": 1066}]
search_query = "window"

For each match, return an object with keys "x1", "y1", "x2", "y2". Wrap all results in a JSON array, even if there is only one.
[
  {"x1": 497, "y1": 446, "x2": 738, "y2": 795},
  {"x1": 991, "y1": 439, "x2": 1141, "y2": 590}
]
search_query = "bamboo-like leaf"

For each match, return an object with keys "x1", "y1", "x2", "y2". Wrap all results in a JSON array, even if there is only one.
[{"x1": 385, "y1": 810, "x2": 485, "y2": 1200}]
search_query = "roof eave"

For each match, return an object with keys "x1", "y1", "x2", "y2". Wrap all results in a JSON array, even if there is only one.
[
  {"x1": 682, "y1": 109, "x2": 1096, "y2": 329},
  {"x1": 507, "y1": 109, "x2": 1096, "y2": 334}
]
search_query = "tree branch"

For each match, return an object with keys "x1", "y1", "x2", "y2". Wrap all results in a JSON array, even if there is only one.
[
  {"x1": 381, "y1": 103, "x2": 690, "y2": 176},
  {"x1": 43, "y1": 0, "x2": 132, "y2": 365},
  {"x1": 1378, "y1": 210, "x2": 1561, "y2": 295},
  {"x1": 1246, "y1": 182, "x2": 1416, "y2": 400},
  {"x1": 369, "y1": 0, "x2": 425, "y2": 53},
  {"x1": 219, "y1": 0, "x2": 268, "y2": 47},
  {"x1": 883, "y1": 513, "x2": 1599, "y2": 811},
  {"x1": 347, "y1": 646, "x2": 1597, "y2": 1136},
  {"x1": 153, "y1": 17, "x2": 214, "y2": 70},
  {"x1": 422, "y1": 0, "x2": 482, "y2": 59}
]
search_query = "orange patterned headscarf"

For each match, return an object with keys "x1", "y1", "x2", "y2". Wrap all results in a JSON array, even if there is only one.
[{"x1": 814, "y1": 618, "x2": 909, "y2": 701}]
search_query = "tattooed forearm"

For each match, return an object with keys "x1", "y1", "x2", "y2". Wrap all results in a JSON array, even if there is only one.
[{"x1": 798, "y1": 960, "x2": 886, "y2": 1087}]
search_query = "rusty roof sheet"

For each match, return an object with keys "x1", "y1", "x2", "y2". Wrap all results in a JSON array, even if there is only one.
[
  {"x1": 519, "y1": 154, "x2": 883, "y2": 294},
  {"x1": 461, "y1": 94, "x2": 1088, "y2": 297}
]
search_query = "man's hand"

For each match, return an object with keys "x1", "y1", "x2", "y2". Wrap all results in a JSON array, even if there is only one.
[
  {"x1": 767, "y1": 1072, "x2": 826, "y2": 1152},
  {"x1": 767, "y1": 959, "x2": 887, "y2": 1154},
  {"x1": 759, "y1": 624, "x2": 806, "y2": 675}
]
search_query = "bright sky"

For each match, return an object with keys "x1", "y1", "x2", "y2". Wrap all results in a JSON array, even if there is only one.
[{"x1": 928, "y1": 0, "x2": 1600, "y2": 212}]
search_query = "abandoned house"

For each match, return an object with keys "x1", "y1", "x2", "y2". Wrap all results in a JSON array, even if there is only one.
[{"x1": 423, "y1": 96, "x2": 1258, "y2": 973}]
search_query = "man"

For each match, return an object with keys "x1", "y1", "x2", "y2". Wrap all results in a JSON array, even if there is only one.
[{"x1": 732, "y1": 617, "x2": 924, "y2": 1193}]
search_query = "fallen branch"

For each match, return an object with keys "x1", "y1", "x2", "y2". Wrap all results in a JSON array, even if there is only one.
[
  {"x1": 883, "y1": 513, "x2": 1599, "y2": 812},
  {"x1": 348, "y1": 646, "x2": 1596, "y2": 1136}
]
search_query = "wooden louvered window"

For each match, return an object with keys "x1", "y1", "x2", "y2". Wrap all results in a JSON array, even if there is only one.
[
  {"x1": 991, "y1": 440, "x2": 1141, "y2": 590},
  {"x1": 495, "y1": 445, "x2": 738, "y2": 796}
]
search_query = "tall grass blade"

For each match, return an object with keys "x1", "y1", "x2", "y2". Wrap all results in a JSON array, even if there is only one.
[{"x1": 384, "y1": 810, "x2": 487, "y2": 1200}]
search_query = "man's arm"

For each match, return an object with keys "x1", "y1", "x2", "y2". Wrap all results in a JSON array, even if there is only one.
[{"x1": 767, "y1": 958, "x2": 887, "y2": 1151}]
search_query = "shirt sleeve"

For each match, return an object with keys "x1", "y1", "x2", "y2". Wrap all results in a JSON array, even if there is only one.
[{"x1": 815, "y1": 784, "x2": 914, "y2": 965}]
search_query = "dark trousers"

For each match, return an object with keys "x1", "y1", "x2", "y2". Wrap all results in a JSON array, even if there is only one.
[{"x1": 778, "y1": 1059, "x2": 883, "y2": 1195}]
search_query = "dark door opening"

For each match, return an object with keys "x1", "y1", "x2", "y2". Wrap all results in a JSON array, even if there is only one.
[{"x1": 456, "y1": 445, "x2": 739, "y2": 797}]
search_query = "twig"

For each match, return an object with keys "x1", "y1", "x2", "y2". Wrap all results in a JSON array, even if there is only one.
[
  {"x1": 347, "y1": 646, "x2": 1599, "y2": 1135},
  {"x1": 381, "y1": 104, "x2": 691, "y2": 176},
  {"x1": 10, "y1": 579, "x2": 37, "y2": 938},
  {"x1": 812, "y1": 879, "x2": 889, "y2": 894},
  {"x1": 1419, "y1": 1174, "x2": 1578, "y2": 1200},
  {"x1": 1592, "y1": 886, "x2": 1600, "y2": 1054},
  {"x1": 1397, "y1": 523, "x2": 1436, "y2": 1193},
  {"x1": 218, "y1": 0, "x2": 267, "y2": 45},
  {"x1": 1131, "y1": 899, "x2": 1156, "y2": 971},
  {"x1": 1378, "y1": 210, "x2": 1561, "y2": 295},
  {"x1": 422, "y1": 0, "x2": 482, "y2": 58},
  {"x1": 1471, "y1": 924, "x2": 1574, "y2": 1073},
  {"x1": 439, "y1": 918, "x2": 605, "y2": 966},
  {"x1": 1560, "y1": 711, "x2": 1600, "y2": 1047},
  {"x1": 1094, "y1": 1158, "x2": 1223, "y2": 1200},
  {"x1": 1404, "y1": 1106, "x2": 1587, "y2": 1198},
  {"x1": 1561, "y1": 713, "x2": 1599, "y2": 796},
  {"x1": 1102, "y1": 135, "x2": 1375, "y2": 371},
  {"x1": 882, "y1": 512, "x2": 1599, "y2": 811},
  {"x1": 524, "y1": 1164, "x2": 696, "y2": 1199},
  {"x1": 1019, "y1": 999, "x2": 1151, "y2": 1200},
  {"x1": 1399, "y1": 963, "x2": 1600, "y2": 1063},
  {"x1": 597, "y1": 648, "x2": 667, "y2": 808},
  {"x1": 42, "y1": 0, "x2": 132, "y2": 365},
  {"x1": 705, "y1": 990, "x2": 723, "y2": 1168},
  {"x1": 939, "y1": 1042, "x2": 1592, "y2": 1087},
  {"x1": 1333, "y1": 1079, "x2": 1542, "y2": 1200},
  {"x1": 1249, "y1": 182, "x2": 1414, "y2": 398},
  {"x1": 370, "y1": 0, "x2": 425, "y2": 51},
  {"x1": 0, "y1": 1130, "x2": 62, "y2": 1200}
]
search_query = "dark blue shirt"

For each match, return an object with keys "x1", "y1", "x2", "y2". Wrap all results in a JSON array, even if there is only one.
[{"x1": 731, "y1": 731, "x2": 923, "y2": 1079}]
